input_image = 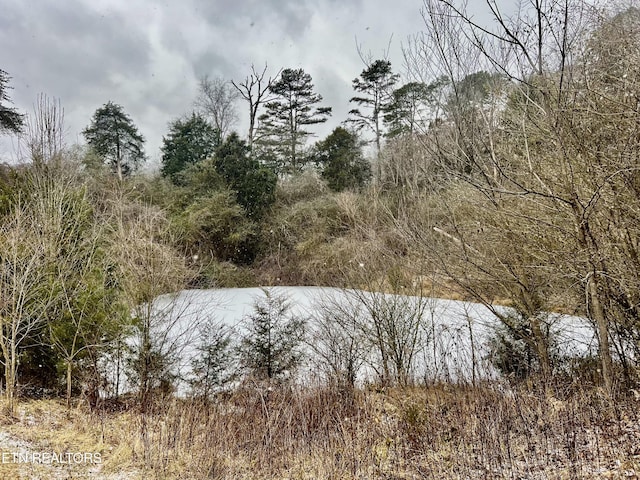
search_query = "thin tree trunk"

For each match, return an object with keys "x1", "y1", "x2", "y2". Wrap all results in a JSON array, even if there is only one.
[
  {"x1": 66, "y1": 361, "x2": 73, "y2": 409},
  {"x1": 530, "y1": 317, "x2": 552, "y2": 381},
  {"x1": 7, "y1": 345, "x2": 17, "y2": 415},
  {"x1": 588, "y1": 272, "x2": 613, "y2": 393}
]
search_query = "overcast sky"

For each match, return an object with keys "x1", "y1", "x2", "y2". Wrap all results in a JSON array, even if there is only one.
[{"x1": 0, "y1": 0, "x2": 497, "y2": 169}]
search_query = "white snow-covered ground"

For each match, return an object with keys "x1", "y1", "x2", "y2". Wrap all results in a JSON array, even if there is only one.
[{"x1": 119, "y1": 287, "x2": 598, "y2": 393}]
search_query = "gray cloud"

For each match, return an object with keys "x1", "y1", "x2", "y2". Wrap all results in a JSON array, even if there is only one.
[
  {"x1": 193, "y1": 0, "x2": 316, "y2": 38},
  {"x1": 1, "y1": 0, "x2": 151, "y2": 99},
  {"x1": 0, "y1": 0, "x2": 434, "y2": 164}
]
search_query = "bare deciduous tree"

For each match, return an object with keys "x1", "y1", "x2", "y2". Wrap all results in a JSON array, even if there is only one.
[
  {"x1": 194, "y1": 75, "x2": 239, "y2": 141},
  {"x1": 231, "y1": 64, "x2": 280, "y2": 152},
  {"x1": 109, "y1": 197, "x2": 194, "y2": 410},
  {"x1": 25, "y1": 94, "x2": 66, "y2": 166},
  {"x1": 398, "y1": 0, "x2": 640, "y2": 392},
  {"x1": 0, "y1": 167, "x2": 85, "y2": 414},
  {"x1": 107, "y1": 192, "x2": 200, "y2": 462},
  {"x1": 0, "y1": 200, "x2": 53, "y2": 414},
  {"x1": 309, "y1": 291, "x2": 370, "y2": 392},
  {"x1": 351, "y1": 287, "x2": 430, "y2": 387},
  {"x1": 335, "y1": 266, "x2": 432, "y2": 387}
]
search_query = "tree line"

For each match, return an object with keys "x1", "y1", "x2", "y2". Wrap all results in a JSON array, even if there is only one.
[{"x1": 77, "y1": 59, "x2": 441, "y2": 188}]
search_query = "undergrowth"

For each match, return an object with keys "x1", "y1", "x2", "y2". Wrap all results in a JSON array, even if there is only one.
[{"x1": 2, "y1": 383, "x2": 639, "y2": 479}]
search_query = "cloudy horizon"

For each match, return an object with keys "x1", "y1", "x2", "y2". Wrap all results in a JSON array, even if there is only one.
[{"x1": 0, "y1": 0, "x2": 507, "y2": 171}]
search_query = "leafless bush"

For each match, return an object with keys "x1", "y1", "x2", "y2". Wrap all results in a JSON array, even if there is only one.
[{"x1": 105, "y1": 382, "x2": 640, "y2": 479}]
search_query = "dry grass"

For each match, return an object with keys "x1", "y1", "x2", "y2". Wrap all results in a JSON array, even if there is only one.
[
  {"x1": 0, "y1": 398, "x2": 140, "y2": 479},
  {"x1": 1, "y1": 383, "x2": 639, "y2": 479}
]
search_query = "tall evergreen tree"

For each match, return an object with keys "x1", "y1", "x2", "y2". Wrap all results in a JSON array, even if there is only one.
[
  {"x1": 447, "y1": 71, "x2": 505, "y2": 115},
  {"x1": 0, "y1": 69, "x2": 24, "y2": 134},
  {"x1": 258, "y1": 68, "x2": 331, "y2": 174},
  {"x1": 160, "y1": 113, "x2": 219, "y2": 183},
  {"x1": 384, "y1": 79, "x2": 447, "y2": 137},
  {"x1": 347, "y1": 60, "x2": 400, "y2": 155},
  {"x1": 83, "y1": 101, "x2": 145, "y2": 180}
]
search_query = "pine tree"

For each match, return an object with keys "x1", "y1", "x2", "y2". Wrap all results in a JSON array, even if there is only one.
[
  {"x1": 347, "y1": 60, "x2": 400, "y2": 155},
  {"x1": 0, "y1": 69, "x2": 24, "y2": 134},
  {"x1": 161, "y1": 113, "x2": 219, "y2": 183},
  {"x1": 257, "y1": 68, "x2": 331, "y2": 175},
  {"x1": 83, "y1": 101, "x2": 145, "y2": 180},
  {"x1": 384, "y1": 79, "x2": 447, "y2": 137}
]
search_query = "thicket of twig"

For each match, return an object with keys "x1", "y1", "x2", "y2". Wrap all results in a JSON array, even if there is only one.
[{"x1": 11, "y1": 381, "x2": 636, "y2": 480}]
